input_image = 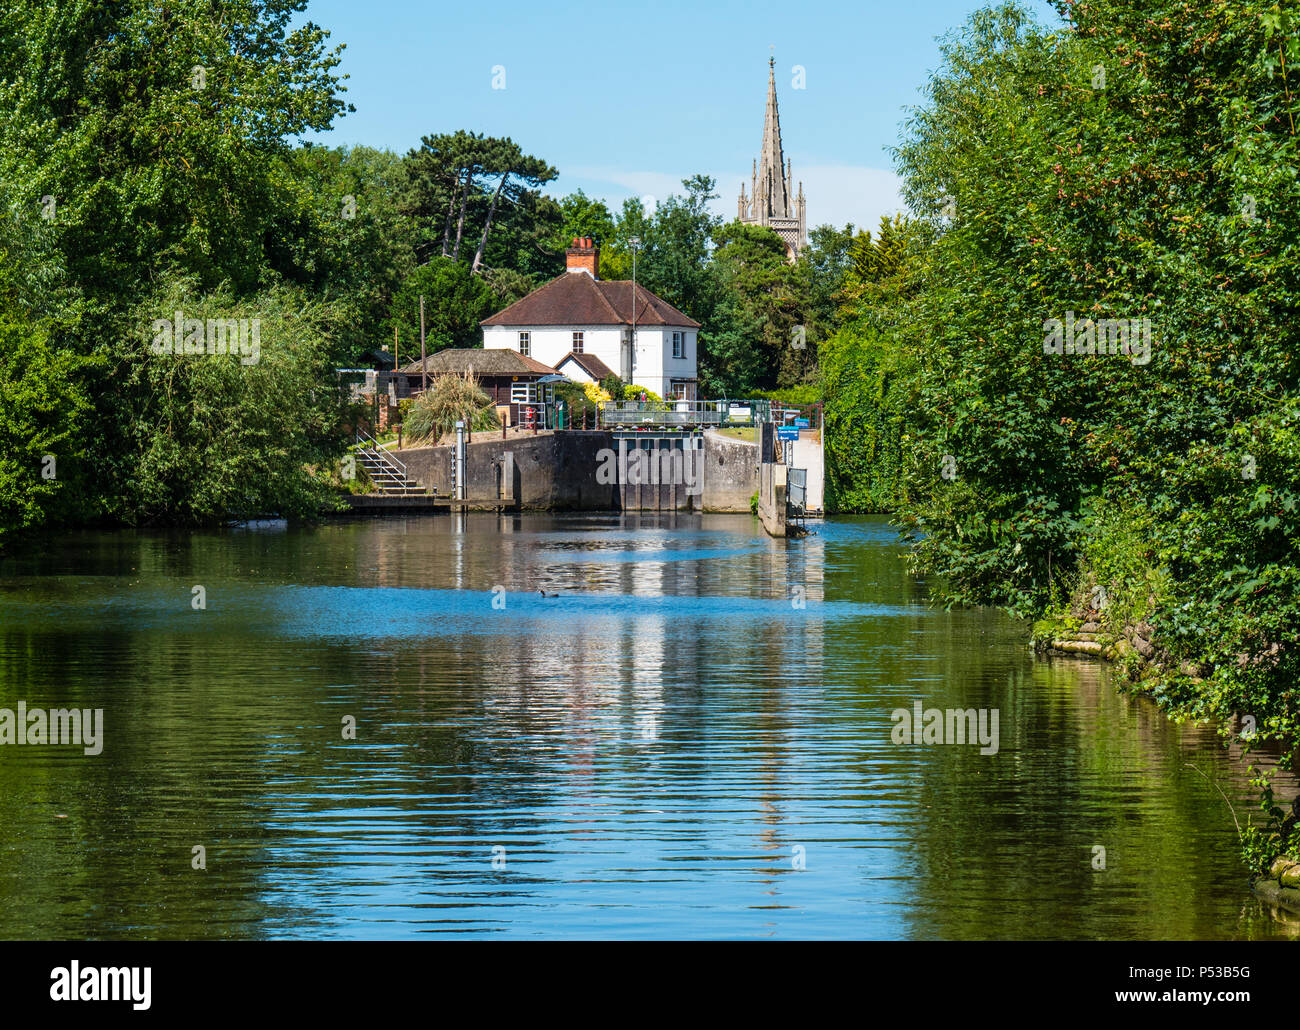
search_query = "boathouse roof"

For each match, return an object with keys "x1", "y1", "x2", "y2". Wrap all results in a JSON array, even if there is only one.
[{"x1": 397, "y1": 347, "x2": 558, "y2": 377}]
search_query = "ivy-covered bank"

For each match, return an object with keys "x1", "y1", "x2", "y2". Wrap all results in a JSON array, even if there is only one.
[{"x1": 821, "y1": 0, "x2": 1300, "y2": 879}]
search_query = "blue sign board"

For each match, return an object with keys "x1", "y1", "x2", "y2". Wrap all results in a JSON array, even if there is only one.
[
  {"x1": 794, "y1": 418, "x2": 810, "y2": 428},
  {"x1": 777, "y1": 426, "x2": 800, "y2": 441}
]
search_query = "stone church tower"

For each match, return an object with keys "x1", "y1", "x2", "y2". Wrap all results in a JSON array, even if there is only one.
[{"x1": 737, "y1": 56, "x2": 807, "y2": 262}]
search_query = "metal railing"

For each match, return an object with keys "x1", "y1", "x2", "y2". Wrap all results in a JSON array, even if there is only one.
[
  {"x1": 788, "y1": 467, "x2": 807, "y2": 517},
  {"x1": 598, "y1": 398, "x2": 771, "y2": 429},
  {"x1": 354, "y1": 430, "x2": 426, "y2": 495},
  {"x1": 355, "y1": 429, "x2": 409, "y2": 478},
  {"x1": 772, "y1": 403, "x2": 823, "y2": 432}
]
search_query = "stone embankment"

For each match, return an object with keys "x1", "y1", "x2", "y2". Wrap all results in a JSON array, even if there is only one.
[
  {"x1": 1035, "y1": 599, "x2": 1202, "y2": 678},
  {"x1": 1256, "y1": 853, "x2": 1300, "y2": 915}
]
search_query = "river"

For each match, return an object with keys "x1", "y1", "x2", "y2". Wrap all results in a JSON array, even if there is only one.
[{"x1": 0, "y1": 514, "x2": 1292, "y2": 939}]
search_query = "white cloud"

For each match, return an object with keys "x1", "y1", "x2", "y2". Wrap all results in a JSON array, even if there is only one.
[{"x1": 560, "y1": 166, "x2": 686, "y2": 212}]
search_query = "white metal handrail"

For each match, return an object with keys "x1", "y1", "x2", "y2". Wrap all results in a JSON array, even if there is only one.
[{"x1": 355, "y1": 429, "x2": 409, "y2": 478}]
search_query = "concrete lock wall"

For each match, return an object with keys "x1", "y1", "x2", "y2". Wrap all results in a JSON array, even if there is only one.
[
  {"x1": 395, "y1": 428, "x2": 759, "y2": 513},
  {"x1": 398, "y1": 444, "x2": 452, "y2": 495},
  {"x1": 398, "y1": 432, "x2": 618, "y2": 510},
  {"x1": 700, "y1": 430, "x2": 759, "y2": 513},
  {"x1": 757, "y1": 461, "x2": 788, "y2": 538}
]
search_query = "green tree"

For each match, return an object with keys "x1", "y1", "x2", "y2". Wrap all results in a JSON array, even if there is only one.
[
  {"x1": 0, "y1": 312, "x2": 90, "y2": 546},
  {"x1": 0, "y1": 0, "x2": 356, "y2": 533},
  {"x1": 822, "y1": 216, "x2": 929, "y2": 512},
  {"x1": 0, "y1": 0, "x2": 352, "y2": 301},
  {"x1": 634, "y1": 175, "x2": 722, "y2": 324},
  {"x1": 390, "y1": 258, "x2": 497, "y2": 357},
  {"x1": 119, "y1": 276, "x2": 347, "y2": 523},
  {"x1": 469, "y1": 140, "x2": 557, "y2": 274},
  {"x1": 403, "y1": 131, "x2": 558, "y2": 274},
  {"x1": 789, "y1": 222, "x2": 857, "y2": 383},
  {"x1": 279, "y1": 144, "x2": 418, "y2": 360},
  {"x1": 702, "y1": 222, "x2": 796, "y2": 395},
  {"x1": 550, "y1": 190, "x2": 620, "y2": 269}
]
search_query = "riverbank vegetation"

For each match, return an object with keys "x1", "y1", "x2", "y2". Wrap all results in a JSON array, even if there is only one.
[
  {"x1": 821, "y1": 0, "x2": 1300, "y2": 868},
  {"x1": 0, "y1": 0, "x2": 359, "y2": 539}
]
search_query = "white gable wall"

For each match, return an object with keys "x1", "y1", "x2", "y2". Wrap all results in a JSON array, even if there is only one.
[{"x1": 555, "y1": 355, "x2": 598, "y2": 384}]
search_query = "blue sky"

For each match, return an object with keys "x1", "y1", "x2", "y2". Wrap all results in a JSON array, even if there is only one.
[{"x1": 303, "y1": 0, "x2": 1059, "y2": 233}]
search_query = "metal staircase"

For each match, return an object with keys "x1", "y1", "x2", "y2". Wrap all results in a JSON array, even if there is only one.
[{"x1": 354, "y1": 431, "x2": 427, "y2": 496}]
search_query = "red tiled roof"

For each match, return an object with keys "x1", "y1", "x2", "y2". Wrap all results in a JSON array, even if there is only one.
[{"x1": 481, "y1": 272, "x2": 701, "y2": 329}]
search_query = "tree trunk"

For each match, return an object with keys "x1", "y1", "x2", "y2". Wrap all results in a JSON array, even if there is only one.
[
  {"x1": 471, "y1": 172, "x2": 509, "y2": 275},
  {"x1": 452, "y1": 167, "x2": 472, "y2": 261},
  {"x1": 440, "y1": 172, "x2": 459, "y2": 257}
]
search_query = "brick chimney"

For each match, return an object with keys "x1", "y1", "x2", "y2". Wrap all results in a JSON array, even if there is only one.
[{"x1": 565, "y1": 236, "x2": 599, "y2": 278}]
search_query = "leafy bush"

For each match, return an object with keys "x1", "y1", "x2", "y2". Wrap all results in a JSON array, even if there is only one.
[
  {"x1": 553, "y1": 381, "x2": 598, "y2": 426},
  {"x1": 0, "y1": 309, "x2": 90, "y2": 545},
  {"x1": 0, "y1": 212, "x2": 93, "y2": 547},
  {"x1": 626, "y1": 385, "x2": 663, "y2": 402},
  {"x1": 754, "y1": 384, "x2": 822, "y2": 406},
  {"x1": 118, "y1": 277, "x2": 347, "y2": 523},
  {"x1": 599, "y1": 374, "x2": 625, "y2": 401}
]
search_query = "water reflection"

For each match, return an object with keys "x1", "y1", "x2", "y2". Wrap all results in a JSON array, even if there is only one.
[{"x1": 0, "y1": 515, "x2": 1290, "y2": 939}]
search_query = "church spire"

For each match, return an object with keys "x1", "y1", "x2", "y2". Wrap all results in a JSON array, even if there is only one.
[
  {"x1": 738, "y1": 52, "x2": 805, "y2": 261},
  {"x1": 757, "y1": 54, "x2": 790, "y2": 221}
]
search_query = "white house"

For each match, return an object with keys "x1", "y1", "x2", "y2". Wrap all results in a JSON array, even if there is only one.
[{"x1": 481, "y1": 237, "x2": 700, "y2": 400}]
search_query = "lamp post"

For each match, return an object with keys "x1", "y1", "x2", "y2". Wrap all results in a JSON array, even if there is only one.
[
  {"x1": 419, "y1": 294, "x2": 428, "y2": 392},
  {"x1": 628, "y1": 236, "x2": 640, "y2": 388}
]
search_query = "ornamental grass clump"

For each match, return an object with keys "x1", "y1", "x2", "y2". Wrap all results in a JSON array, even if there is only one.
[{"x1": 404, "y1": 370, "x2": 500, "y2": 442}]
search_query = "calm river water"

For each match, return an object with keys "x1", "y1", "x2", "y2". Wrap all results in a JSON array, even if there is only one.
[{"x1": 0, "y1": 514, "x2": 1293, "y2": 939}]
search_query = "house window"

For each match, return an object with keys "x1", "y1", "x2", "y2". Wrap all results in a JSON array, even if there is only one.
[
  {"x1": 670, "y1": 380, "x2": 693, "y2": 400},
  {"x1": 672, "y1": 331, "x2": 685, "y2": 359},
  {"x1": 518, "y1": 331, "x2": 530, "y2": 356},
  {"x1": 511, "y1": 380, "x2": 535, "y2": 404},
  {"x1": 571, "y1": 331, "x2": 584, "y2": 353}
]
